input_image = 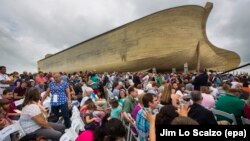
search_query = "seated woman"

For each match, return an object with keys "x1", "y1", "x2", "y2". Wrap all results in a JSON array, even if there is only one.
[
  {"x1": 81, "y1": 87, "x2": 107, "y2": 109},
  {"x1": 19, "y1": 87, "x2": 65, "y2": 141},
  {"x1": 200, "y1": 86, "x2": 215, "y2": 110},
  {"x1": 159, "y1": 84, "x2": 179, "y2": 108},
  {"x1": 95, "y1": 91, "x2": 108, "y2": 109}
]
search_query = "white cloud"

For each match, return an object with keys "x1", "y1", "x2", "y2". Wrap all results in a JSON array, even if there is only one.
[{"x1": 0, "y1": 0, "x2": 249, "y2": 73}]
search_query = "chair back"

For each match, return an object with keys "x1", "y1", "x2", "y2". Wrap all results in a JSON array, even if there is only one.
[
  {"x1": 0, "y1": 122, "x2": 26, "y2": 141},
  {"x1": 212, "y1": 109, "x2": 237, "y2": 125},
  {"x1": 59, "y1": 128, "x2": 77, "y2": 141},
  {"x1": 71, "y1": 118, "x2": 85, "y2": 133},
  {"x1": 241, "y1": 116, "x2": 250, "y2": 125}
]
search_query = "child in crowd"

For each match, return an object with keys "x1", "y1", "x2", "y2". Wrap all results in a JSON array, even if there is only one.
[
  {"x1": 80, "y1": 99, "x2": 92, "y2": 116},
  {"x1": 95, "y1": 91, "x2": 108, "y2": 109},
  {"x1": 83, "y1": 99, "x2": 100, "y2": 130},
  {"x1": 0, "y1": 99, "x2": 13, "y2": 129},
  {"x1": 0, "y1": 98, "x2": 19, "y2": 141},
  {"x1": 80, "y1": 98, "x2": 107, "y2": 122},
  {"x1": 2, "y1": 88, "x2": 20, "y2": 120},
  {"x1": 109, "y1": 99, "x2": 122, "y2": 119}
]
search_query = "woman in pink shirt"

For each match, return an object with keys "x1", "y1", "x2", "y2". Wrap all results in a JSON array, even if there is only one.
[{"x1": 200, "y1": 86, "x2": 215, "y2": 110}]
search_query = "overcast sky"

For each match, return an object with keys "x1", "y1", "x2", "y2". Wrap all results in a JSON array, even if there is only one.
[{"x1": 1, "y1": 0, "x2": 250, "y2": 74}]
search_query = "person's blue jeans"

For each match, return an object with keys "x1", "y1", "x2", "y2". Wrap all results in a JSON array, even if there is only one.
[{"x1": 51, "y1": 102, "x2": 71, "y2": 128}]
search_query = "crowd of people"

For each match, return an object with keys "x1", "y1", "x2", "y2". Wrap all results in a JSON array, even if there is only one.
[{"x1": 0, "y1": 65, "x2": 250, "y2": 141}]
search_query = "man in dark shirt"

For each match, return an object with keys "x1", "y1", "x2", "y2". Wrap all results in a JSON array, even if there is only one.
[
  {"x1": 73, "y1": 82, "x2": 83, "y2": 102},
  {"x1": 192, "y1": 69, "x2": 208, "y2": 90},
  {"x1": 13, "y1": 81, "x2": 27, "y2": 100},
  {"x1": 188, "y1": 91, "x2": 217, "y2": 125},
  {"x1": 133, "y1": 73, "x2": 141, "y2": 87}
]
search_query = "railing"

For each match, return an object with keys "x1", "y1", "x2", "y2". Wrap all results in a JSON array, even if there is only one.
[{"x1": 221, "y1": 63, "x2": 250, "y2": 74}]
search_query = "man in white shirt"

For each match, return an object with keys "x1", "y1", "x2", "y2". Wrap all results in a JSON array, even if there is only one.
[{"x1": 0, "y1": 66, "x2": 12, "y2": 97}]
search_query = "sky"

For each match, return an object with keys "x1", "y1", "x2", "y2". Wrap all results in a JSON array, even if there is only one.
[{"x1": 0, "y1": 0, "x2": 250, "y2": 74}]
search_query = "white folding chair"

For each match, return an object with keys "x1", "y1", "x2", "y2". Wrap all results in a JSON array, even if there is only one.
[
  {"x1": 125, "y1": 123, "x2": 131, "y2": 141},
  {"x1": 71, "y1": 100, "x2": 80, "y2": 108},
  {"x1": 70, "y1": 109, "x2": 81, "y2": 121},
  {"x1": 15, "y1": 122, "x2": 26, "y2": 138},
  {"x1": 120, "y1": 115, "x2": 126, "y2": 127},
  {"x1": 72, "y1": 106, "x2": 80, "y2": 115},
  {"x1": 212, "y1": 109, "x2": 237, "y2": 125},
  {"x1": 59, "y1": 128, "x2": 77, "y2": 141},
  {"x1": 70, "y1": 106, "x2": 85, "y2": 132},
  {"x1": 71, "y1": 118, "x2": 85, "y2": 134},
  {"x1": 0, "y1": 122, "x2": 26, "y2": 141},
  {"x1": 125, "y1": 113, "x2": 134, "y2": 141},
  {"x1": 41, "y1": 92, "x2": 46, "y2": 98},
  {"x1": 43, "y1": 95, "x2": 51, "y2": 116},
  {"x1": 14, "y1": 99, "x2": 24, "y2": 107},
  {"x1": 128, "y1": 125, "x2": 139, "y2": 141},
  {"x1": 241, "y1": 116, "x2": 250, "y2": 125}
]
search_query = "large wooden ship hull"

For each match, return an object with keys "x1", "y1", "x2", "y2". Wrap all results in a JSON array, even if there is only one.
[{"x1": 38, "y1": 2, "x2": 240, "y2": 73}]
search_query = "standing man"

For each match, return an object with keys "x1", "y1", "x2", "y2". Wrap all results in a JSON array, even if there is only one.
[
  {"x1": 0, "y1": 66, "x2": 12, "y2": 98},
  {"x1": 133, "y1": 73, "x2": 141, "y2": 88},
  {"x1": 192, "y1": 69, "x2": 208, "y2": 90},
  {"x1": 122, "y1": 86, "x2": 138, "y2": 124},
  {"x1": 136, "y1": 93, "x2": 159, "y2": 141},
  {"x1": 41, "y1": 73, "x2": 71, "y2": 128}
]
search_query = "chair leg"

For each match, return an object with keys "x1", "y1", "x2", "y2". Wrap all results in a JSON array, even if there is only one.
[{"x1": 126, "y1": 124, "x2": 131, "y2": 141}]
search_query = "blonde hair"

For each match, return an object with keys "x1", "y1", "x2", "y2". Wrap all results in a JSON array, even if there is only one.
[
  {"x1": 200, "y1": 86, "x2": 210, "y2": 94},
  {"x1": 171, "y1": 117, "x2": 199, "y2": 125},
  {"x1": 138, "y1": 93, "x2": 145, "y2": 105},
  {"x1": 160, "y1": 84, "x2": 172, "y2": 104}
]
